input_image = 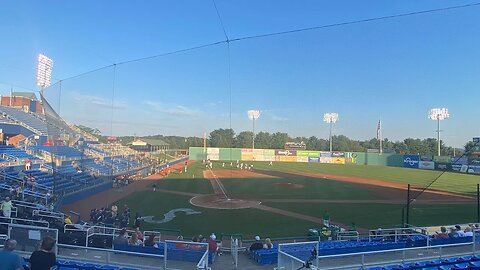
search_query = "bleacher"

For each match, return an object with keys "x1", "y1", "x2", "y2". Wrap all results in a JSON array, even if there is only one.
[
  {"x1": 366, "y1": 255, "x2": 480, "y2": 270},
  {"x1": 56, "y1": 164, "x2": 98, "y2": 184},
  {"x1": 0, "y1": 105, "x2": 57, "y2": 135},
  {"x1": 30, "y1": 146, "x2": 84, "y2": 158},
  {"x1": 0, "y1": 145, "x2": 40, "y2": 161}
]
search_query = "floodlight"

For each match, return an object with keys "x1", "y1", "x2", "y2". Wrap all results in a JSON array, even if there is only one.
[
  {"x1": 247, "y1": 110, "x2": 261, "y2": 149},
  {"x1": 428, "y1": 108, "x2": 450, "y2": 156},
  {"x1": 323, "y1": 113, "x2": 339, "y2": 152},
  {"x1": 36, "y1": 54, "x2": 54, "y2": 90}
]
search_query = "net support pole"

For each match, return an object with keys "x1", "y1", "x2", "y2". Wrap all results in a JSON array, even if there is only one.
[
  {"x1": 406, "y1": 184, "x2": 411, "y2": 226},
  {"x1": 477, "y1": 183, "x2": 479, "y2": 223}
]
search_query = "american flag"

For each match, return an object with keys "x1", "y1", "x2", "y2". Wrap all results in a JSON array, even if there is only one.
[{"x1": 376, "y1": 120, "x2": 381, "y2": 140}]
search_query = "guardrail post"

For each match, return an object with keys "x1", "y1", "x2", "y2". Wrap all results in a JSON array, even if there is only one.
[
  {"x1": 316, "y1": 241, "x2": 320, "y2": 268},
  {"x1": 439, "y1": 246, "x2": 443, "y2": 259},
  {"x1": 361, "y1": 254, "x2": 365, "y2": 269},
  {"x1": 164, "y1": 241, "x2": 167, "y2": 270},
  {"x1": 402, "y1": 250, "x2": 405, "y2": 263}
]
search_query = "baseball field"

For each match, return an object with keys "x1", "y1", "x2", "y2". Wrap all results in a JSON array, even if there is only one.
[{"x1": 104, "y1": 161, "x2": 480, "y2": 238}]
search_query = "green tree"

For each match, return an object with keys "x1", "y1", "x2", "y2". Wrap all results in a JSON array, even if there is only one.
[
  {"x1": 209, "y1": 128, "x2": 235, "y2": 147},
  {"x1": 255, "y1": 132, "x2": 272, "y2": 149},
  {"x1": 235, "y1": 131, "x2": 253, "y2": 148},
  {"x1": 271, "y1": 132, "x2": 290, "y2": 149}
]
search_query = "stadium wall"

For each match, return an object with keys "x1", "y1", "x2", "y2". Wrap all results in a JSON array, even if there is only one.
[{"x1": 188, "y1": 147, "x2": 480, "y2": 175}]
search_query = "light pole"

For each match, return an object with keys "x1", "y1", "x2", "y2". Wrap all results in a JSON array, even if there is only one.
[
  {"x1": 428, "y1": 108, "x2": 449, "y2": 156},
  {"x1": 323, "y1": 113, "x2": 339, "y2": 153},
  {"x1": 247, "y1": 110, "x2": 261, "y2": 150},
  {"x1": 36, "y1": 54, "x2": 54, "y2": 93}
]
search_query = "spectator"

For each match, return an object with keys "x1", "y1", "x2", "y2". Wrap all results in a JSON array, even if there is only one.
[
  {"x1": 208, "y1": 234, "x2": 219, "y2": 260},
  {"x1": 29, "y1": 236, "x2": 56, "y2": 270},
  {"x1": 455, "y1": 225, "x2": 465, "y2": 237},
  {"x1": 134, "y1": 213, "x2": 141, "y2": 228},
  {"x1": 128, "y1": 233, "x2": 143, "y2": 246},
  {"x1": 113, "y1": 229, "x2": 128, "y2": 246},
  {"x1": 464, "y1": 227, "x2": 474, "y2": 237},
  {"x1": 249, "y1": 236, "x2": 263, "y2": 251},
  {"x1": 198, "y1": 234, "x2": 205, "y2": 243},
  {"x1": 0, "y1": 239, "x2": 23, "y2": 270},
  {"x1": 135, "y1": 227, "x2": 144, "y2": 241},
  {"x1": 64, "y1": 215, "x2": 72, "y2": 225},
  {"x1": 434, "y1": 227, "x2": 449, "y2": 239},
  {"x1": 448, "y1": 227, "x2": 458, "y2": 238},
  {"x1": 144, "y1": 234, "x2": 157, "y2": 248},
  {"x1": 2, "y1": 197, "x2": 13, "y2": 218},
  {"x1": 323, "y1": 210, "x2": 331, "y2": 227},
  {"x1": 263, "y1": 238, "x2": 273, "y2": 249}
]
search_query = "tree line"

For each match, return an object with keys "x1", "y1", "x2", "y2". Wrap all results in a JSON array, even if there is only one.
[{"x1": 107, "y1": 128, "x2": 464, "y2": 156}]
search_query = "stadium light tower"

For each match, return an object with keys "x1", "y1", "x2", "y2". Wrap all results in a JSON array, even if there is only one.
[
  {"x1": 428, "y1": 108, "x2": 449, "y2": 156},
  {"x1": 36, "y1": 53, "x2": 54, "y2": 93},
  {"x1": 247, "y1": 110, "x2": 261, "y2": 150},
  {"x1": 323, "y1": 113, "x2": 339, "y2": 153}
]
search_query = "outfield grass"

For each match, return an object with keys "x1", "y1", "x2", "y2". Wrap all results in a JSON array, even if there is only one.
[
  {"x1": 220, "y1": 177, "x2": 383, "y2": 200},
  {"x1": 114, "y1": 191, "x2": 319, "y2": 238},
  {"x1": 264, "y1": 202, "x2": 478, "y2": 229},
  {"x1": 227, "y1": 161, "x2": 480, "y2": 195},
  {"x1": 148, "y1": 162, "x2": 213, "y2": 194}
]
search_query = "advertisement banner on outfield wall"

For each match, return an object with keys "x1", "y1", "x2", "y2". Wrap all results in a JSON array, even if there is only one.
[
  {"x1": 403, "y1": 155, "x2": 420, "y2": 168},
  {"x1": 433, "y1": 156, "x2": 451, "y2": 163},
  {"x1": 344, "y1": 152, "x2": 354, "y2": 158},
  {"x1": 277, "y1": 156, "x2": 297, "y2": 162},
  {"x1": 297, "y1": 150, "x2": 321, "y2": 157},
  {"x1": 468, "y1": 158, "x2": 480, "y2": 165},
  {"x1": 264, "y1": 149, "x2": 275, "y2": 156},
  {"x1": 421, "y1": 156, "x2": 433, "y2": 161},
  {"x1": 253, "y1": 155, "x2": 265, "y2": 161},
  {"x1": 308, "y1": 157, "x2": 320, "y2": 163},
  {"x1": 263, "y1": 155, "x2": 275, "y2": 161},
  {"x1": 452, "y1": 157, "x2": 468, "y2": 165},
  {"x1": 467, "y1": 165, "x2": 480, "y2": 174},
  {"x1": 275, "y1": 149, "x2": 297, "y2": 156},
  {"x1": 320, "y1": 151, "x2": 332, "y2": 157},
  {"x1": 435, "y1": 163, "x2": 452, "y2": 171},
  {"x1": 296, "y1": 156, "x2": 309, "y2": 163},
  {"x1": 332, "y1": 157, "x2": 346, "y2": 164},
  {"x1": 253, "y1": 149, "x2": 265, "y2": 156},
  {"x1": 207, "y1": 148, "x2": 220, "y2": 154},
  {"x1": 418, "y1": 161, "x2": 435, "y2": 170},
  {"x1": 345, "y1": 157, "x2": 354, "y2": 163},
  {"x1": 332, "y1": 152, "x2": 345, "y2": 157},
  {"x1": 207, "y1": 154, "x2": 220, "y2": 161},
  {"x1": 241, "y1": 148, "x2": 253, "y2": 154},
  {"x1": 320, "y1": 157, "x2": 332, "y2": 163},
  {"x1": 452, "y1": 164, "x2": 462, "y2": 172}
]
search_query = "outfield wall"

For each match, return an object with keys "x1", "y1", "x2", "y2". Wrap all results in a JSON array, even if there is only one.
[{"x1": 189, "y1": 147, "x2": 480, "y2": 175}]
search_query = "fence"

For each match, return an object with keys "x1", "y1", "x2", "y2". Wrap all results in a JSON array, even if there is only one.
[
  {"x1": 276, "y1": 234, "x2": 480, "y2": 270},
  {"x1": 8, "y1": 223, "x2": 58, "y2": 254}
]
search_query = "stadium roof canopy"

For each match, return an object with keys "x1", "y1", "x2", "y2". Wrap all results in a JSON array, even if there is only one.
[
  {"x1": 11, "y1": 92, "x2": 38, "y2": 100},
  {"x1": 132, "y1": 138, "x2": 169, "y2": 147}
]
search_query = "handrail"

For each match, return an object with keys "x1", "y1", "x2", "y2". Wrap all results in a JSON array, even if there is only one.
[{"x1": 0, "y1": 216, "x2": 50, "y2": 227}]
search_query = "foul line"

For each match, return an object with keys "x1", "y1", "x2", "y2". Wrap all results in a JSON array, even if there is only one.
[{"x1": 207, "y1": 168, "x2": 229, "y2": 199}]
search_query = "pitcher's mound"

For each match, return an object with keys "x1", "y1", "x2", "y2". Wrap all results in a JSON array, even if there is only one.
[{"x1": 190, "y1": 194, "x2": 260, "y2": 209}]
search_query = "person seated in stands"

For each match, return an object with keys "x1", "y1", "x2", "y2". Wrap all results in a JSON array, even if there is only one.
[
  {"x1": 263, "y1": 238, "x2": 273, "y2": 249},
  {"x1": 198, "y1": 234, "x2": 205, "y2": 243},
  {"x1": 64, "y1": 215, "x2": 72, "y2": 225},
  {"x1": 0, "y1": 239, "x2": 23, "y2": 270},
  {"x1": 17, "y1": 170, "x2": 26, "y2": 182},
  {"x1": 464, "y1": 226, "x2": 474, "y2": 237},
  {"x1": 434, "y1": 226, "x2": 449, "y2": 239},
  {"x1": 448, "y1": 227, "x2": 458, "y2": 238},
  {"x1": 134, "y1": 213, "x2": 141, "y2": 228},
  {"x1": 144, "y1": 234, "x2": 158, "y2": 248},
  {"x1": 135, "y1": 227, "x2": 144, "y2": 241},
  {"x1": 208, "y1": 234, "x2": 219, "y2": 260},
  {"x1": 191, "y1": 235, "x2": 198, "y2": 242},
  {"x1": 128, "y1": 232, "x2": 143, "y2": 246},
  {"x1": 455, "y1": 225, "x2": 465, "y2": 237},
  {"x1": 249, "y1": 236, "x2": 264, "y2": 252},
  {"x1": 113, "y1": 229, "x2": 128, "y2": 246},
  {"x1": 29, "y1": 236, "x2": 56, "y2": 270}
]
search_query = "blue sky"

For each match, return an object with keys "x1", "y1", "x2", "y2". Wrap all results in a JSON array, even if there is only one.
[{"x1": 0, "y1": 0, "x2": 479, "y2": 147}]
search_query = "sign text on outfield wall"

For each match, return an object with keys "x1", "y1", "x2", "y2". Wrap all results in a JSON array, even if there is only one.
[
  {"x1": 403, "y1": 155, "x2": 420, "y2": 168},
  {"x1": 297, "y1": 150, "x2": 321, "y2": 157},
  {"x1": 418, "y1": 161, "x2": 434, "y2": 170},
  {"x1": 275, "y1": 149, "x2": 297, "y2": 156}
]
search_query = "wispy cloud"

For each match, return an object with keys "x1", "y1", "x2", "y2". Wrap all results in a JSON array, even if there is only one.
[
  {"x1": 143, "y1": 101, "x2": 202, "y2": 117},
  {"x1": 72, "y1": 92, "x2": 128, "y2": 109}
]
